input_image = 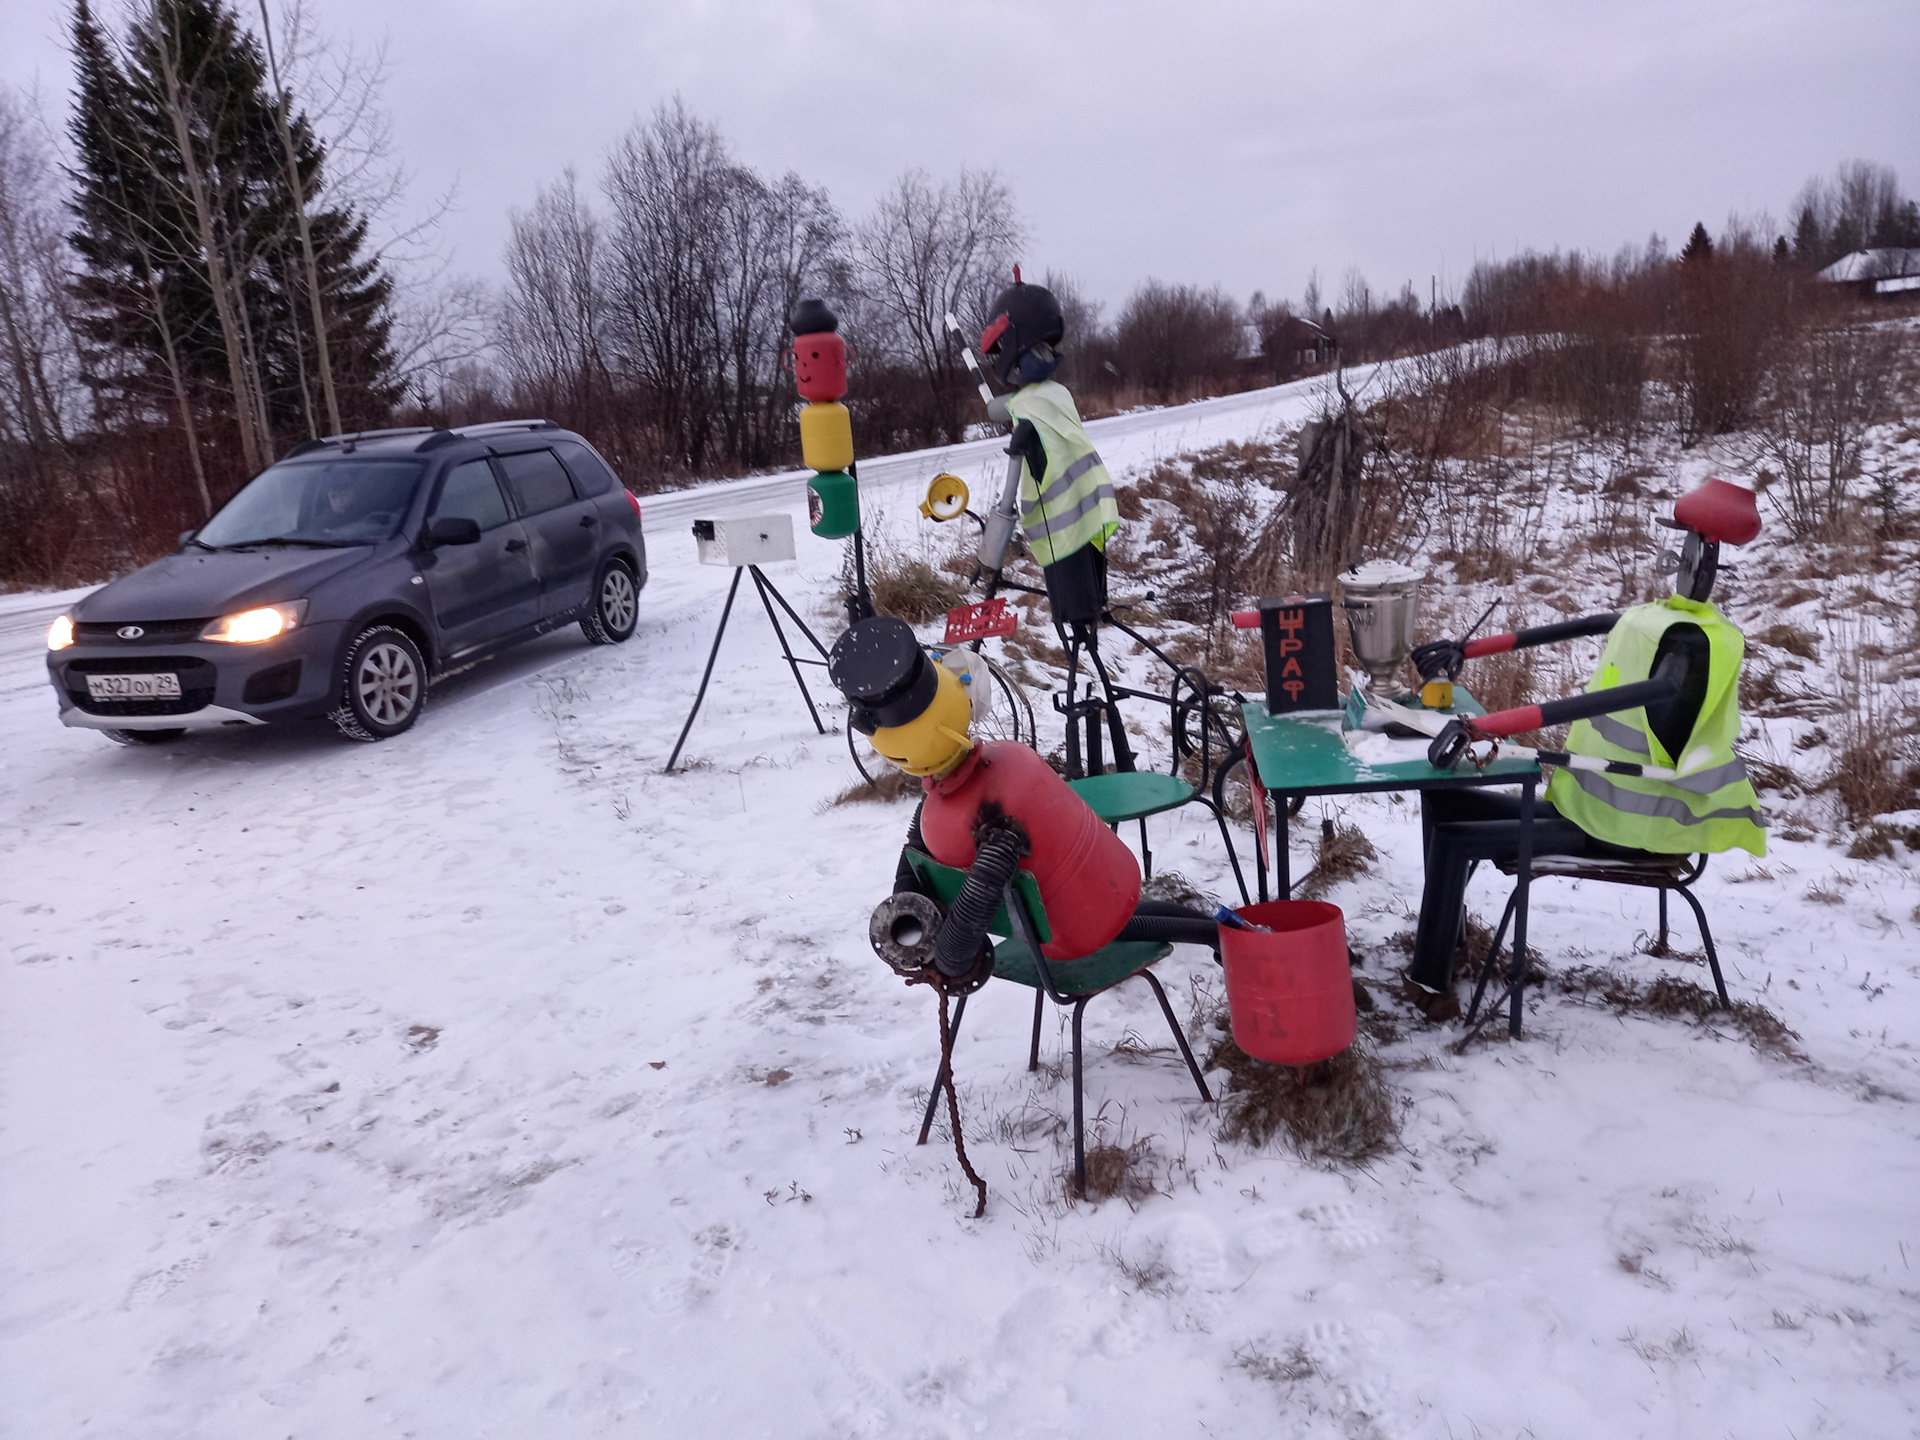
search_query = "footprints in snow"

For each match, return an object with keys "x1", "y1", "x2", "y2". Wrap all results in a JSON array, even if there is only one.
[{"x1": 613, "y1": 1222, "x2": 736, "y2": 1314}]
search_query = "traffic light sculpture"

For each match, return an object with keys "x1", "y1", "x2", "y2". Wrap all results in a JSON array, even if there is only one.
[{"x1": 787, "y1": 299, "x2": 873, "y2": 621}]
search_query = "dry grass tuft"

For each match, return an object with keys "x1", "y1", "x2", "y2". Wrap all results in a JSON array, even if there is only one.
[
  {"x1": 824, "y1": 768, "x2": 921, "y2": 806},
  {"x1": 870, "y1": 556, "x2": 964, "y2": 625},
  {"x1": 1298, "y1": 819, "x2": 1376, "y2": 899},
  {"x1": 1141, "y1": 869, "x2": 1211, "y2": 910},
  {"x1": 1753, "y1": 623, "x2": 1822, "y2": 661},
  {"x1": 1846, "y1": 825, "x2": 1897, "y2": 860},
  {"x1": 1388, "y1": 915, "x2": 1538, "y2": 983},
  {"x1": 1556, "y1": 965, "x2": 1803, "y2": 1058},
  {"x1": 1080, "y1": 1139, "x2": 1158, "y2": 1205},
  {"x1": 1205, "y1": 1035, "x2": 1398, "y2": 1167}
]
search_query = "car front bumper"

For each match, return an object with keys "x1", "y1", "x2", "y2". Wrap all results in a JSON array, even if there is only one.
[{"x1": 47, "y1": 620, "x2": 348, "y2": 730}]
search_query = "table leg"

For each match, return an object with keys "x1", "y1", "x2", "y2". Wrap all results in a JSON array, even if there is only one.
[
  {"x1": 1274, "y1": 794, "x2": 1291, "y2": 899},
  {"x1": 1506, "y1": 776, "x2": 1537, "y2": 1039}
]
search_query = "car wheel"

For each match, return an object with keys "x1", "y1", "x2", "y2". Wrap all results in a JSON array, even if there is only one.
[
  {"x1": 104, "y1": 728, "x2": 186, "y2": 746},
  {"x1": 581, "y1": 558, "x2": 639, "y2": 645},
  {"x1": 329, "y1": 625, "x2": 426, "y2": 741}
]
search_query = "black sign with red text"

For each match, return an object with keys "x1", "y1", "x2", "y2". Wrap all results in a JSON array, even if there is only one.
[{"x1": 1255, "y1": 593, "x2": 1339, "y2": 712}]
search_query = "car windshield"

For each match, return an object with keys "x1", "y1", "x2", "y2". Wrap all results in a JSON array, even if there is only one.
[{"x1": 196, "y1": 459, "x2": 425, "y2": 548}]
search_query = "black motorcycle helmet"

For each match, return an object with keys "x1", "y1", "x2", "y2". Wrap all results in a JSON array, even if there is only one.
[{"x1": 979, "y1": 270, "x2": 1065, "y2": 387}]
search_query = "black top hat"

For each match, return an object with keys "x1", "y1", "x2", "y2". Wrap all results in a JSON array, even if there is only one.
[{"x1": 827, "y1": 616, "x2": 938, "y2": 734}]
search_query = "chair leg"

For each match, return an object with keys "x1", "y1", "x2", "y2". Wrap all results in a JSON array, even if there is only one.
[
  {"x1": 1071, "y1": 999, "x2": 1089, "y2": 1197},
  {"x1": 1138, "y1": 816, "x2": 1153, "y2": 878},
  {"x1": 1656, "y1": 887, "x2": 1670, "y2": 952},
  {"x1": 1673, "y1": 885, "x2": 1731, "y2": 1007},
  {"x1": 1028, "y1": 987, "x2": 1045, "y2": 1071},
  {"x1": 917, "y1": 992, "x2": 969, "y2": 1146},
  {"x1": 1463, "y1": 889, "x2": 1520, "y2": 1026},
  {"x1": 1141, "y1": 968, "x2": 1212, "y2": 1102}
]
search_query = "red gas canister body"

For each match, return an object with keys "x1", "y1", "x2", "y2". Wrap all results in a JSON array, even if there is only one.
[
  {"x1": 919, "y1": 740, "x2": 1139, "y2": 960},
  {"x1": 789, "y1": 330, "x2": 848, "y2": 402}
]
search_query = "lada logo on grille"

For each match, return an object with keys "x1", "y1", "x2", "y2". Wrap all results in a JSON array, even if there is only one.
[{"x1": 117, "y1": 625, "x2": 145, "y2": 639}]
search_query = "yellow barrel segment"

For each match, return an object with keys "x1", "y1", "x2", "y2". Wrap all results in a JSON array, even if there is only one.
[{"x1": 800, "y1": 402, "x2": 854, "y2": 474}]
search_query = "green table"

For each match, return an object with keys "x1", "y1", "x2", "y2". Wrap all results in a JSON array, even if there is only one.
[{"x1": 1230, "y1": 689, "x2": 1544, "y2": 1038}]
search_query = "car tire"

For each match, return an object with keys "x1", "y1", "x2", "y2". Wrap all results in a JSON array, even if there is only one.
[
  {"x1": 104, "y1": 728, "x2": 186, "y2": 746},
  {"x1": 329, "y1": 625, "x2": 426, "y2": 742},
  {"x1": 580, "y1": 558, "x2": 639, "y2": 645}
]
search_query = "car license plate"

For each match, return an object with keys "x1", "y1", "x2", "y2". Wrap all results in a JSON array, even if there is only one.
[{"x1": 86, "y1": 672, "x2": 181, "y2": 701}]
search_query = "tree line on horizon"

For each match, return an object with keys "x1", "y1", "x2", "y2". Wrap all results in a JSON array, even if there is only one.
[{"x1": 1, "y1": 0, "x2": 1915, "y2": 585}]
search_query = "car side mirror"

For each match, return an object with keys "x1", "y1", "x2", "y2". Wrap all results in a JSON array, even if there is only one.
[{"x1": 423, "y1": 516, "x2": 481, "y2": 547}]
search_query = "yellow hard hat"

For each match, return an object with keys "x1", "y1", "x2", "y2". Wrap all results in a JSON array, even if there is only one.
[
  {"x1": 919, "y1": 473, "x2": 970, "y2": 522},
  {"x1": 870, "y1": 663, "x2": 974, "y2": 776}
]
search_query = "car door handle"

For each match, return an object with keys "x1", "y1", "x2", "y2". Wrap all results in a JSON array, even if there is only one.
[
  {"x1": 504, "y1": 538, "x2": 528, "y2": 552},
  {"x1": 579, "y1": 514, "x2": 598, "y2": 528}
]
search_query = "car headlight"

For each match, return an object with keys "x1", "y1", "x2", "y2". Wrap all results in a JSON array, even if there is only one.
[
  {"x1": 200, "y1": 599, "x2": 309, "y2": 644},
  {"x1": 47, "y1": 614, "x2": 74, "y2": 651}
]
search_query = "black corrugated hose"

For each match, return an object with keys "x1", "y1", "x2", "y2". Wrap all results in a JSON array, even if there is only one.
[
  {"x1": 932, "y1": 830, "x2": 1026, "y2": 979},
  {"x1": 1117, "y1": 901, "x2": 1221, "y2": 954}
]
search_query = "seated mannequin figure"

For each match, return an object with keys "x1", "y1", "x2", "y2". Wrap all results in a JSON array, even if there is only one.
[
  {"x1": 825, "y1": 616, "x2": 1218, "y2": 986},
  {"x1": 1406, "y1": 478, "x2": 1767, "y2": 1011}
]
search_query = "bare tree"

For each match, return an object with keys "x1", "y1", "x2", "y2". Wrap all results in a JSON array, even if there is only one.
[
  {"x1": 257, "y1": 0, "x2": 338, "y2": 435},
  {"x1": 1758, "y1": 314, "x2": 1907, "y2": 539},
  {"x1": 1112, "y1": 280, "x2": 1240, "y2": 399},
  {"x1": 500, "y1": 167, "x2": 606, "y2": 420},
  {"x1": 602, "y1": 99, "x2": 729, "y2": 471},
  {"x1": 855, "y1": 168, "x2": 1021, "y2": 442},
  {"x1": 145, "y1": 1, "x2": 273, "y2": 472},
  {"x1": 0, "y1": 89, "x2": 80, "y2": 452}
]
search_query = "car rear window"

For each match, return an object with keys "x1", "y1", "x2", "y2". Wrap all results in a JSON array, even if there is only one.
[
  {"x1": 495, "y1": 449, "x2": 578, "y2": 515},
  {"x1": 431, "y1": 459, "x2": 510, "y2": 531},
  {"x1": 553, "y1": 439, "x2": 618, "y2": 497}
]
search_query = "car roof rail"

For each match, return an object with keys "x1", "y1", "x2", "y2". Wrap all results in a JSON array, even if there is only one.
[
  {"x1": 282, "y1": 426, "x2": 439, "y2": 459},
  {"x1": 450, "y1": 419, "x2": 562, "y2": 438}
]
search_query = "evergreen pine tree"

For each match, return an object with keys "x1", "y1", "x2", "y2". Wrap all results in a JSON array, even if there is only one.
[
  {"x1": 1791, "y1": 206, "x2": 1823, "y2": 268},
  {"x1": 1679, "y1": 222, "x2": 1714, "y2": 265},
  {"x1": 66, "y1": 0, "x2": 396, "y2": 493}
]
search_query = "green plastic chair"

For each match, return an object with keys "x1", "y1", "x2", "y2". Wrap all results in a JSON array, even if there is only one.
[
  {"x1": 904, "y1": 848, "x2": 1213, "y2": 1196},
  {"x1": 1063, "y1": 644, "x2": 1244, "y2": 881}
]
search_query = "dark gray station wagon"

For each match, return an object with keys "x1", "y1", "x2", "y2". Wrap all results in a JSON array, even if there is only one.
[{"x1": 46, "y1": 420, "x2": 648, "y2": 743}]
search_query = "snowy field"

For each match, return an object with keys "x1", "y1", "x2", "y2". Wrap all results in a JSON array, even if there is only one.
[{"x1": 4, "y1": 377, "x2": 1920, "y2": 1439}]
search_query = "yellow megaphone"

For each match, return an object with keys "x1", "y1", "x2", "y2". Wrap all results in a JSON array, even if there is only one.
[{"x1": 919, "y1": 473, "x2": 969, "y2": 522}]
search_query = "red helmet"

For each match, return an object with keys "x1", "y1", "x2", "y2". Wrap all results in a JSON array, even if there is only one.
[{"x1": 1670, "y1": 478, "x2": 1761, "y2": 546}]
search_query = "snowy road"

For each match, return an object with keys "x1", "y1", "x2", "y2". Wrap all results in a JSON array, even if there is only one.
[{"x1": 5, "y1": 379, "x2": 1920, "y2": 1439}]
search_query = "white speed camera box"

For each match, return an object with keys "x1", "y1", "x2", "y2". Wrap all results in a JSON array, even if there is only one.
[{"x1": 691, "y1": 514, "x2": 795, "y2": 567}]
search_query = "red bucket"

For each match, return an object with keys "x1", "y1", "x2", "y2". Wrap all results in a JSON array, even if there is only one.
[{"x1": 1219, "y1": 900, "x2": 1355, "y2": 1065}]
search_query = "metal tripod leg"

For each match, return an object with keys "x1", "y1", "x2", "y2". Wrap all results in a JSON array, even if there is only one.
[
  {"x1": 665, "y1": 568, "x2": 743, "y2": 773},
  {"x1": 748, "y1": 566, "x2": 823, "y2": 735}
]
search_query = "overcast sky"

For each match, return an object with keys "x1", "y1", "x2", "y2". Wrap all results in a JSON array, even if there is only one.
[{"x1": 5, "y1": 0, "x2": 1917, "y2": 315}]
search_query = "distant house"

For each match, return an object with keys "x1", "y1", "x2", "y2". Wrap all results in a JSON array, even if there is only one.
[
  {"x1": 1816, "y1": 248, "x2": 1920, "y2": 297},
  {"x1": 1263, "y1": 314, "x2": 1338, "y2": 371}
]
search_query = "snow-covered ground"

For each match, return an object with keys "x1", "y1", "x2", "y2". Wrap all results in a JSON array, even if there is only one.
[{"x1": 4, "y1": 377, "x2": 1919, "y2": 1439}]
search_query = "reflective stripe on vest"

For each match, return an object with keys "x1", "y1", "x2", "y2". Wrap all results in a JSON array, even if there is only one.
[
  {"x1": 1003, "y1": 380, "x2": 1121, "y2": 567},
  {"x1": 1589, "y1": 713, "x2": 1648, "y2": 754},
  {"x1": 1559, "y1": 766, "x2": 1764, "y2": 828},
  {"x1": 1545, "y1": 597, "x2": 1766, "y2": 858}
]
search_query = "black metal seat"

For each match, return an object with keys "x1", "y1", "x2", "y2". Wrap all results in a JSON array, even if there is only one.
[{"x1": 1464, "y1": 852, "x2": 1731, "y2": 1029}]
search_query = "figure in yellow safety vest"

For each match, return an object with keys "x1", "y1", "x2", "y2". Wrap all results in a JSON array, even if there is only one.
[
  {"x1": 979, "y1": 275, "x2": 1128, "y2": 777},
  {"x1": 1404, "y1": 478, "x2": 1766, "y2": 1010}
]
